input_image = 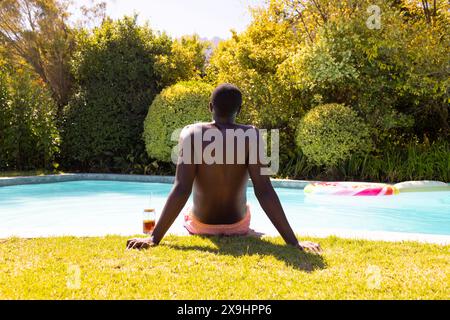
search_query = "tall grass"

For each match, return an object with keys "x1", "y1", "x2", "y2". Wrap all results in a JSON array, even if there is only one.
[
  {"x1": 282, "y1": 149, "x2": 319, "y2": 180},
  {"x1": 281, "y1": 140, "x2": 450, "y2": 182}
]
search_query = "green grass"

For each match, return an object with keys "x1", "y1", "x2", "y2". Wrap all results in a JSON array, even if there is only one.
[{"x1": 0, "y1": 235, "x2": 449, "y2": 299}]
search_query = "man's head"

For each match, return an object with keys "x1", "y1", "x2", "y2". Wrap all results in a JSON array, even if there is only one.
[{"x1": 209, "y1": 83, "x2": 242, "y2": 119}]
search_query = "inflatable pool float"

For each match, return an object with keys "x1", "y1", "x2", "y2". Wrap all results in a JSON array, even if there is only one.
[
  {"x1": 394, "y1": 181, "x2": 450, "y2": 193},
  {"x1": 304, "y1": 182, "x2": 399, "y2": 196}
]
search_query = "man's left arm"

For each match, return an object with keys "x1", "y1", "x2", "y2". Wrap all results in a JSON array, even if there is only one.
[{"x1": 127, "y1": 129, "x2": 195, "y2": 249}]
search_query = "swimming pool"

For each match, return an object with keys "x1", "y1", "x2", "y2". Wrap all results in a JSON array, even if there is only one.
[{"x1": 0, "y1": 180, "x2": 449, "y2": 242}]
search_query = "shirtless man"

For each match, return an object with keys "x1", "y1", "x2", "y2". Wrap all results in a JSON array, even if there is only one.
[{"x1": 127, "y1": 84, "x2": 321, "y2": 254}]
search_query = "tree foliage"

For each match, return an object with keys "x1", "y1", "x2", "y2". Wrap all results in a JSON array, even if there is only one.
[
  {"x1": 62, "y1": 17, "x2": 208, "y2": 169},
  {"x1": 0, "y1": 0, "x2": 107, "y2": 113},
  {"x1": 155, "y1": 35, "x2": 210, "y2": 86},
  {"x1": 207, "y1": 6, "x2": 305, "y2": 164},
  {"x1": 209, "y1": 0, "x2": 449, "y2": 172},
  {"x1": 0, "y1": 0, "x2": 77, "y2": 111},
  {"x1": 278, "y1": 0, "x2": 449, "y2": 142}
]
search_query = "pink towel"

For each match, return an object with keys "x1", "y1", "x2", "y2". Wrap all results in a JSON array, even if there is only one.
[{"x1": 184, "y1": 205, "x2": 251, "y2": 236}]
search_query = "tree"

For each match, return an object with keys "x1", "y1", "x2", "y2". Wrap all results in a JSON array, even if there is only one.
[
  {"x1": 62, "y1": 17, "x2": 208, "y2": 170},
  {"x1": 155, "y1": 34, "x2": 210, "y2": 86},
  {"x1": 0, "y1": 0, "x2": 106, "y2": 113},
  {"x1": 0, "y1": 0, "x2": 74, "y2": 112},
  {"x1": 278, "y1": 1, "x2": 449, "y2": 141},
  {"x1": 209, "y1": 0, "x2": 449, "y2": 172}
]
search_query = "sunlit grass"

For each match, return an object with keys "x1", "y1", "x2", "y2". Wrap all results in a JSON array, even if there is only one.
[{"x1": 0, "y1": 235, "x2": 448, "y2": 299}]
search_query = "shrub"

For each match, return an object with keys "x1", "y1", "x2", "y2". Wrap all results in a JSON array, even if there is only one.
[
  {"x1": 0, "y1": 67, "x2": 59, "y2": 170},
  {"x1": 143, "y1": 81, "x2": 213, "y2": 162},
  {"x1": 297, "y1": 103, "x2": 372, "y2": 167}
]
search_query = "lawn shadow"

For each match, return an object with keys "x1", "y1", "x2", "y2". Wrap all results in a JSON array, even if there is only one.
[{"x1": 164, "y1": 234, "x2": 326, "y2": 272}]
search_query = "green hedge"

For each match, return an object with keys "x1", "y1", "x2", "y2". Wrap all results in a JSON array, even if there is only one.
[
  {"x1": 62, "y1": 17, "x2": 172, "y2": 169},
  {"x1": 62, "y1": 17, "x2": 209, "y2": 170},
  {"x1": 143, "y1": 81, "x2": 213, "y2": 162}
]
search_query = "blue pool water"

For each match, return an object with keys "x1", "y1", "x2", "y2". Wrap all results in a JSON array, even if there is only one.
[{"x1": 0, "y1": 180, "x2": 449, "y2": 238}]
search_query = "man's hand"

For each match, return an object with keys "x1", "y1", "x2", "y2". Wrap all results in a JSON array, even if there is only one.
[
  {"x1": 297, "y1": 241, "x2": 322, "y2": 255},
  {"x1": 126, "y1": 237, "x2": 156, "y2": 250}
]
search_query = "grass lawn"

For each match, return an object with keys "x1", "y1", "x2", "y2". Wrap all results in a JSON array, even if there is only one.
[{"x1": 0, "y1": 235, "x2": 448, "y2": 299}]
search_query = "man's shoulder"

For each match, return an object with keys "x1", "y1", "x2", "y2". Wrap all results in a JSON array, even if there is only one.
[
  {"x1": 184, "y1": 122, "x2": 213, "y2": 130},
  {"x1": 180, "y1": 122, "x2": 211, "y2": 139}
]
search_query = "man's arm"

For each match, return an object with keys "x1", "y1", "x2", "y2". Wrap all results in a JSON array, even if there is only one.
[
  {"x1": 151, "y1": 162, "x2": 195, "y2": 245},
  {"x1": 247, "y1": 129, "x2": 321, "y2": 254},
  {"x1": 248, "y1": 165, "x2": 298, "y2": 246},
  {"x1": 127, "y1": 128, "x2": 195, "y2": 249}
]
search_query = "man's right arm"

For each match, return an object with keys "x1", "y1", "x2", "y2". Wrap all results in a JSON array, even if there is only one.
[
  {"x1": 247, "y1": 129, "x2": 321, "y2": 254},
  {"x1": 248, "y1": 164, "x2": 299, "y2": 246}
]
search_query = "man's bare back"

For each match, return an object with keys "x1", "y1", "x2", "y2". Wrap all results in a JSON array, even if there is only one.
[
  {"x1": 126, "y1": 84, "x2": 321, "y2": 254},
  {"x1": 190, "y1": 121, "x2": 253, "y2": 224}
]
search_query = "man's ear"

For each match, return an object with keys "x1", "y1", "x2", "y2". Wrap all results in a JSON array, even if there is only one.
[{"x1": 208, "y1": 102, "x2": 213, "y2": 113}]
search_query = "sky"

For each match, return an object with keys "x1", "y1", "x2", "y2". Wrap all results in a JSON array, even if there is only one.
[{"x1": 70, "y1": 0, "x2": 267, "y2": 39}]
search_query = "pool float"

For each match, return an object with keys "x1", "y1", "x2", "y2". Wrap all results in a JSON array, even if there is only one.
[
  {"x1": 394, "y1": 181, "x2": 450, "y2": 193},
  {"x1": 304, "y1": 182, "x2": 399, "y2": 196}
]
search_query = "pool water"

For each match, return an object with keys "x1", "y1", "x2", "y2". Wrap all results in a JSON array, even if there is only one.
[{"x1": 0, "y1": 180, "x2": 449, "y2": 239}]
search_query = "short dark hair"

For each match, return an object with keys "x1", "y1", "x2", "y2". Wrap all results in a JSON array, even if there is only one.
[{"x1": 210, "y1": 83, "x2": 242, "y2": 117}]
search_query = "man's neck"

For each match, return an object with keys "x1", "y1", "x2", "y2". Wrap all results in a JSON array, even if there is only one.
[{"x1": 212, "y1": 116, "x2": 236, "y2": 125}]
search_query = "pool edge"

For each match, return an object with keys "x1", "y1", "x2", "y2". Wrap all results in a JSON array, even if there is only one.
[{"x1": 0, "y1": 173, "x2": 313, "y2": 189}]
